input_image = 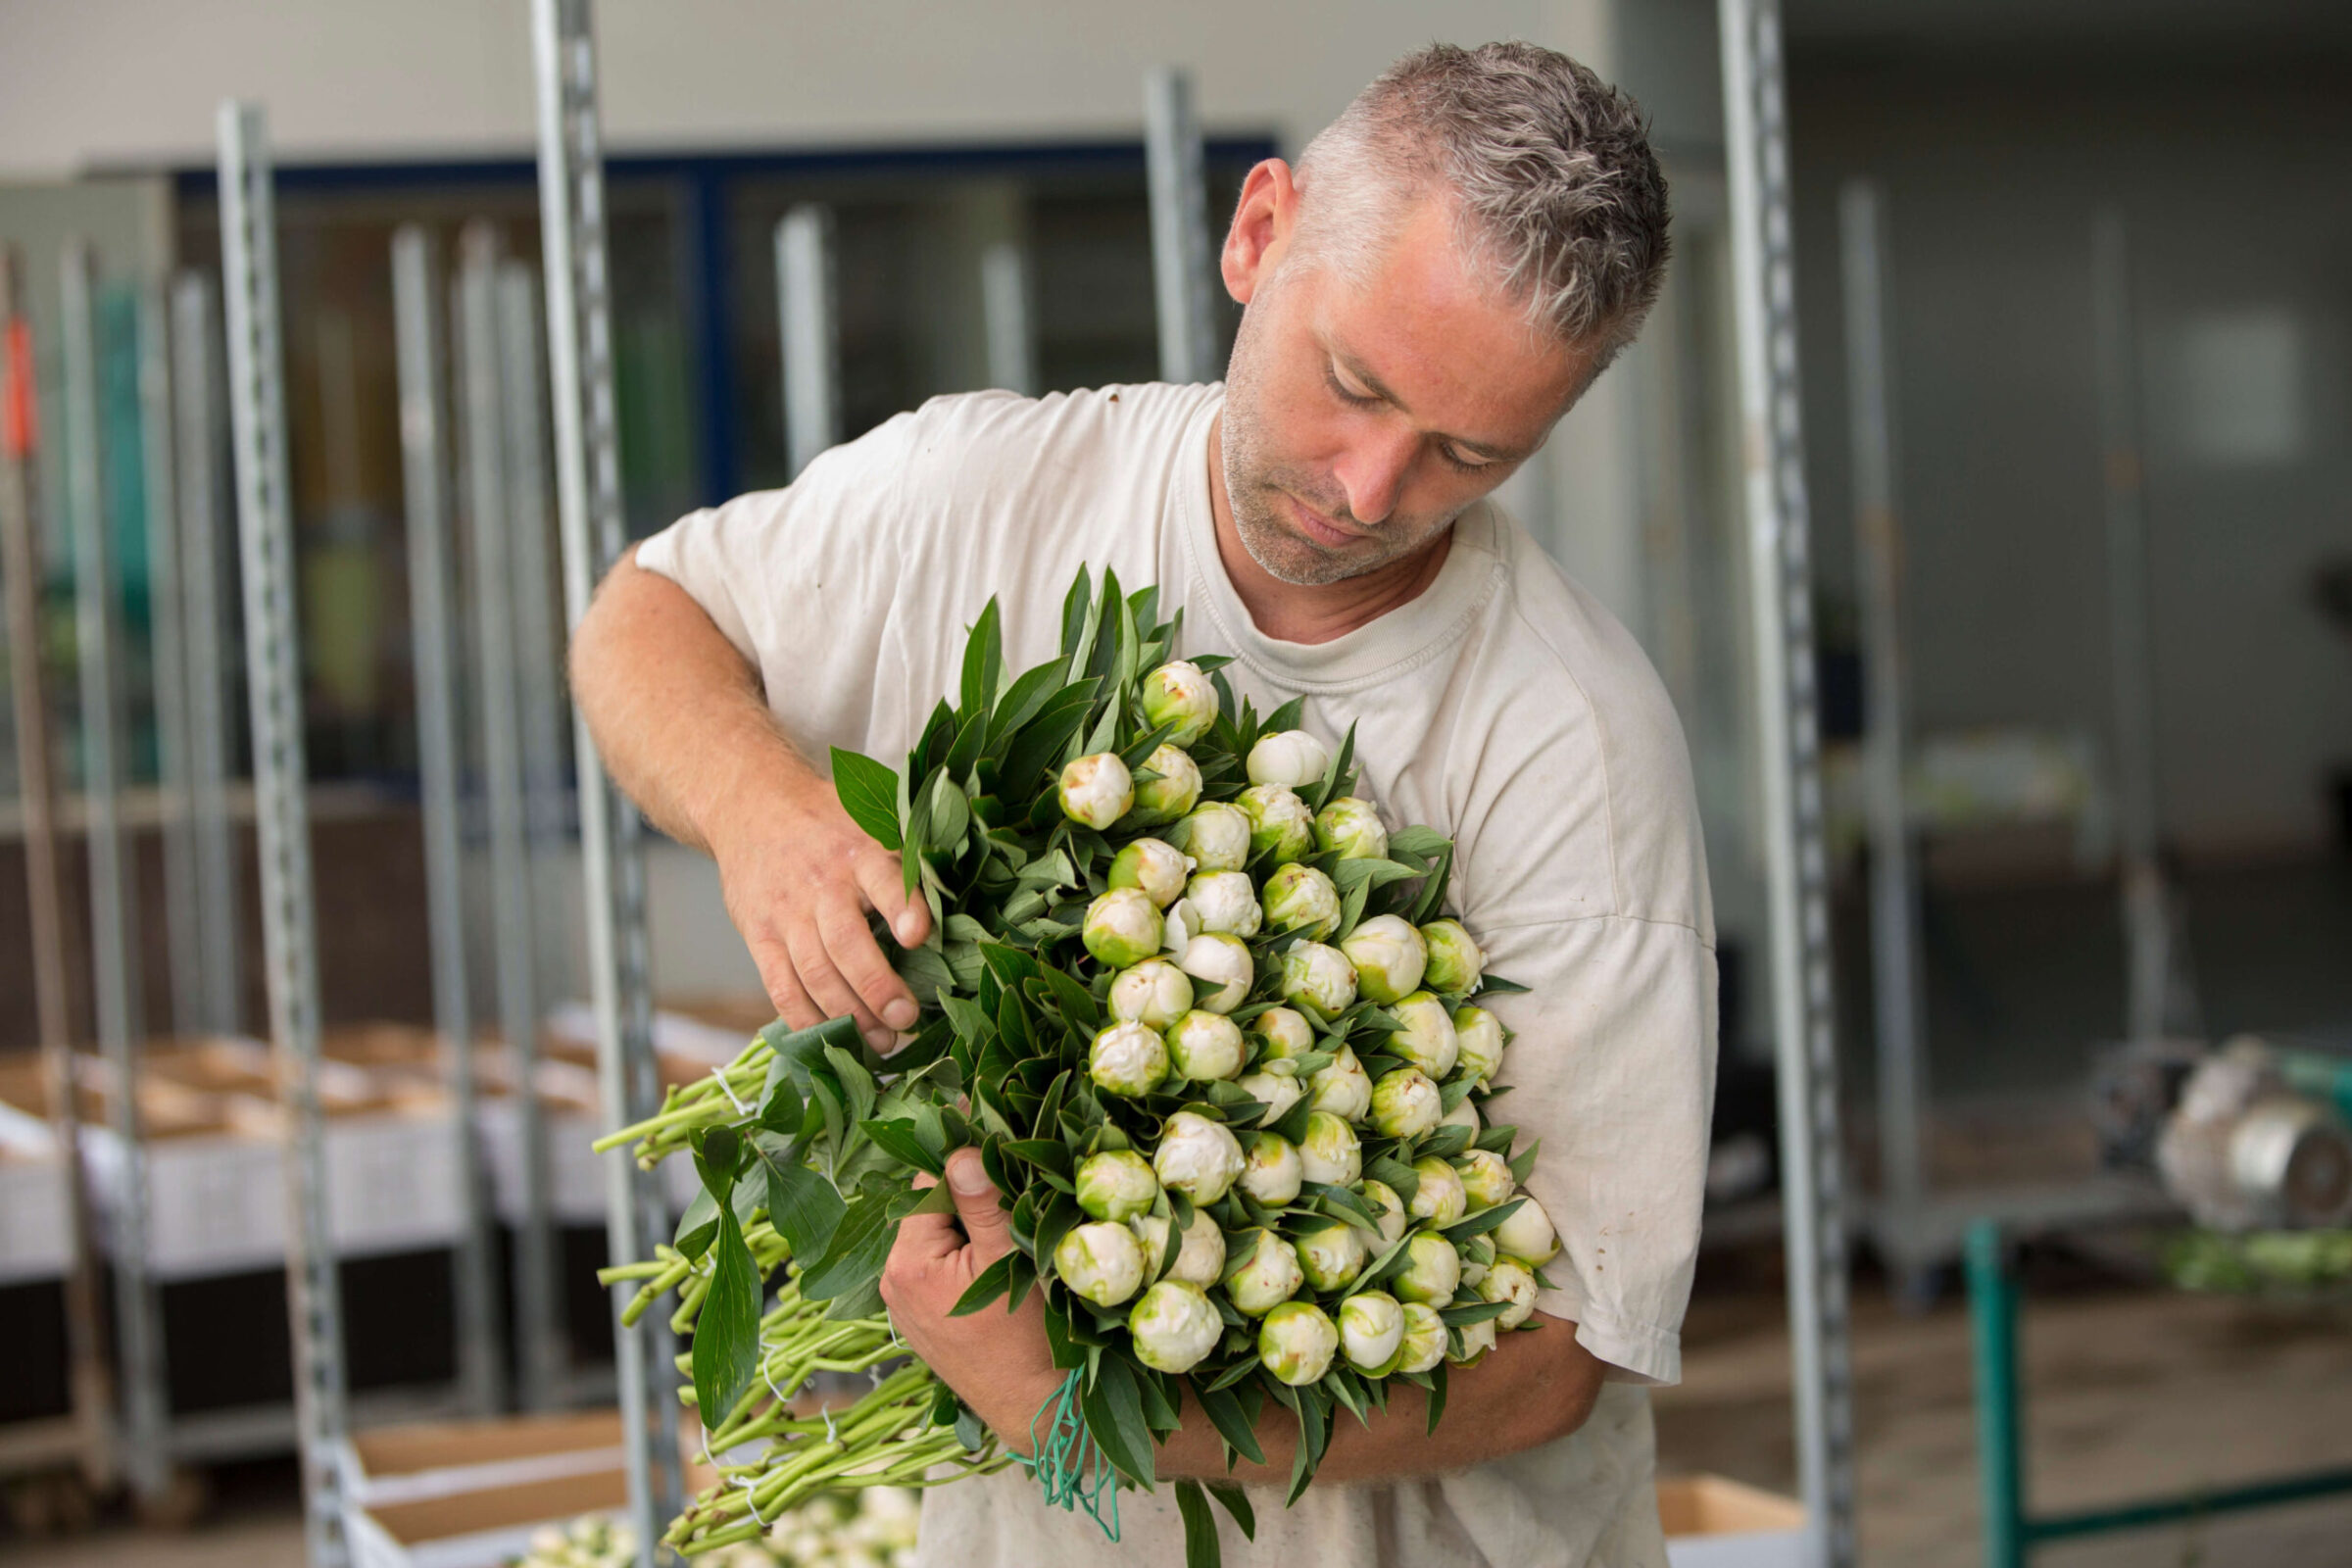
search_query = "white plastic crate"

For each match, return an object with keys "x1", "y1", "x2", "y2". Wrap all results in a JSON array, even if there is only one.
[
  {"x1": 0, "y1": 1107, "x2": 74, "y2": 1285},
  {"x1": 1660, "y1": 1475, "x2": 1807, "y2": 1567}
]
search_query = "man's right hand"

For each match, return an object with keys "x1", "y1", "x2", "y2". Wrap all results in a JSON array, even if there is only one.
[{"x1": 711, "y1": 783, "x2": 935, "y2": 1054}]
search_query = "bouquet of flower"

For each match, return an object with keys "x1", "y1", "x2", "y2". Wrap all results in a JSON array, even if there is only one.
[{"x1": 598, "y1": 569, "x2": 1560, "y2": 1564}]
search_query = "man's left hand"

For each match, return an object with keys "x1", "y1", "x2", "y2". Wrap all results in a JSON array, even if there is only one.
[{"x1": 880, "y1": 1148, "x2": 1063, "y2": 1453}]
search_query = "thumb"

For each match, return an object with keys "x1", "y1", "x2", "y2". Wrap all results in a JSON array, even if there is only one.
[
  {"x1": 857, "y1": 849, "x2": 932, "y2": 950},
  {"x1": 945, "y1": 1148, "x2": 1013, "y2": 1263}
]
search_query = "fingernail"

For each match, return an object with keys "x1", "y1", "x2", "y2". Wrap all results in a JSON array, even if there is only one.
[
  {"x1": 883, "y1": 999, "x2": 918, "y2": 1031},
  {"x1": 949, "y1": 1151, "x2": 990, "y2": 1195},
  {"x1": 864, "y1": 1026, "x2": 896, "y2": 1054},
  {"x1": 895, "y1": 911, "x2": 923, "y2": 945}
]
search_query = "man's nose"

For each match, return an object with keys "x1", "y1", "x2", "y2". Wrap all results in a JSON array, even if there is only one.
[{"x1": 1333, "y1": 425, "x2": 1418, "y2": 526}]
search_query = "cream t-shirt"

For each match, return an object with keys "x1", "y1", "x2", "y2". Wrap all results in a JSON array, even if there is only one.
[{"x1": 636, "y1": 381, "x2": 1716, "y2": 1568}]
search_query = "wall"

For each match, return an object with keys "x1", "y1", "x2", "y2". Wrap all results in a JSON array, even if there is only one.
[{"x1": 1789, "y1": 52, "x2": 2352, "y2": 860}]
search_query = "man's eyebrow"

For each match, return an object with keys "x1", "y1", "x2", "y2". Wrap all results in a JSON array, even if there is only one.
[{"x1": 1329, "y1": 343, "x2": 1529, "y2": 463}]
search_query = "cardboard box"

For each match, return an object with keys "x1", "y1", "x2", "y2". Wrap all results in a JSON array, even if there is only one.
[
  {"x1": 340, "y1": 1411, "x2": 627, "y2": 1508},
  {"x1": 1659, "y1": 1475, "x2": 1807, "y2": 1568},
  {"x1": 346, "y1": 1469, "x2": 626, "y2": 1568}
]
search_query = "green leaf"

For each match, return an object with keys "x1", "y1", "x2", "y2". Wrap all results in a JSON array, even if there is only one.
[
  {"x1": 1473, "y1": 973, "x2": 1532, "y2": 998},
  {"x1": 990, "y1": 657, "x2": 1071, "y2": 745},
  {"x1": 1440, "y1": 1299, "x2": 1513, "y2": 1328},
  {"x1": 1440, "y1": 1198, "x2": 1526, "y2": 1248},
  {"x1": 799, "y1": 1192, "x2": 899, "y2": 1311},
  {"x1": 1284, "y1": 1382, "x2": 1327, "y2": 1505},
  {"x1": 927, "y1": 768, "x2": 971, "y2": 854},
  {"x1": 829, "y1": 749, "x2": 904, "y2": 852},
  {"x1": 950, "y1": 1251, "x2": 1016, "y2": 1317},
  {"x1": 1307, "y1": 721, "x2": 1355, "y2": 813},
  {"x1": 1193, "y1": 1383, "x2": 1266, "y2": 1467},
  {"x1": 1207, "y1": 1483, "x2": 1256, "y2": 1542},
  {"x1": 754, "y1": 1132, "x2": 845, "y2": 1260},
  {"x1": 671, "y1": 1185, "x2": 719, "y2": 1261},
  {"x1": 692, "y1": 1124, "x2": 744, "y2": 1201},
  {"x1": 960, "y1": 598, "x2": 1004, "y2": 719},
  {"x1": 757, "y1": 1071, "x2": 805, "y2": 1136},
  {"x1": 1079, "y1": 1352, "x2": 1156, "y2": 1487},
  {"x1": 691, "y1": 1205, "x2": 761, "y2": 1428},
  {"x1": 1330, "y1": 858, "x2": 1420, "y2": 895},
  {"x1": 859, "y1": 1117, "x2": 946, "y2": 1176},
  {"x1": 1408, "y1": 841, "x2": 1455, "y2": 925},
  {"x1": 1175, "y1": 1480, "x2": 1223, "y2": 1568},
  {"x1": 1427, "y1": 1361, "x2": 1449, "y2": 1434}
]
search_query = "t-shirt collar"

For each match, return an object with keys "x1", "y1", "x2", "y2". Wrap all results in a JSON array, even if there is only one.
[{"x1": 1173, "y1": 387, "x2": 1505, "y2": 693}]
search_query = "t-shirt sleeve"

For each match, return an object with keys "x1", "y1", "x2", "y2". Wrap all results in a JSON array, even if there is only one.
[
  {"x1": 632, "y1": 411, "x2": 925, "y2": 767},
  {"x1": 1473, "y1": 912, "x2": 1715, "y2": 1387}
]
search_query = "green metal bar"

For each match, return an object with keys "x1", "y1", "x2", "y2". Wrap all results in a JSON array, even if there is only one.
[
  {"x1": 1968, "y1": 1219, "x2": 2029, "y2": 1568},
  {"x1": 2278, "y1": 1050, "x2": 2352, "y2": 1125},
  {"x1": 2031, "y1": 1466, "x2": 2352, "y2": 1543}
]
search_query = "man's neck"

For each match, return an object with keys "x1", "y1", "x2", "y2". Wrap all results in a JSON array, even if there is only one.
[{"x1": 1204, "y1": 413, "x2": 1452, "y2": 647}]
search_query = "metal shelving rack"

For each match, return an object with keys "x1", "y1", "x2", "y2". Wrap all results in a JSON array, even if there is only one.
[
  {"x1": 1719, "y1": 1, "x2": 1856, "y2": 1564},
  {"x1": 218, "y1": 98, "x2": 353, "y2": 1567},
  {"x1": 1144, "y1": 65, "x2": 1217, "y2": 386},
  {"x1": 532, "y1": 1, "x2": 682, "y2": 1556}
]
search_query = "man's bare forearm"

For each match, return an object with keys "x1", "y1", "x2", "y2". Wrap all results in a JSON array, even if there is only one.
[
  {"x1": 569, "y1": 547, "x2": 821, "y2": 853},
  {"x1": 1152, "y1": 1312, "x2": 1603, "y2": 1489}
]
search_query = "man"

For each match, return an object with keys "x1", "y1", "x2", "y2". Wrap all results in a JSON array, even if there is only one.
[{"x1": 572, "y1": 39, "x2": 1711, "y2": 1568}]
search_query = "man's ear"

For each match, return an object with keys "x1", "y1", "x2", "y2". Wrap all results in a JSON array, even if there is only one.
[{"x1": 1220, "y1": 158, "x2": 1298, "y2": 306}]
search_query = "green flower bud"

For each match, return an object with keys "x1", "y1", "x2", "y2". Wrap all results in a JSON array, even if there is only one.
[
  {"x1": 1083, "y1": 887, "x2": 1163, "y2": 968},
  {"x1": 1246, "y1": 729, "x2": 1332, "y2": 791},
  {"x1": 1450, "y1": 1004, "x2": 1505, "y2": 1086},
  {"x1": 1278, "y1": 942, "x2": 1357, "y2": 1019},
  {"x1": 1448, "y1": 1316, "x2": 1498, "y2": 1368},
  {"x1": 1340, "y1": 913, "x2": 1427, "y2": 1005},
  {"x1": 1185, "y1": 870, "x2": 1263, "y2": 937},
  {"x1": 1177, "y1": 932, "x2": 1255, "y2": 1013},
  {"x1": 1386, "y1": 992, "x2": 1460, "y2": 1079},
  {"x1": 1108, "y1": 959, "x2": 1194, "y2": 1031},
  {"x1": 1126, "y1": 744, "x2": 1201, "y2": 827},
  {"x1": 1305, "y1": 1046, "x2": 1372, "y2": 1122},
  {"x1": 1141, "y1": 661, "x2": 1217, "y2": 748},
  {"x1": 1369, "y1": 1067, "x2": 1444, "y2": 1140},
  {"x1": 1235, "y1": 1070, "x2": 1303, "y2": 1122},
  {"x1": 1337, "y1": 1291, "x2": 1405, "y2": 1374},
  {"x1": 1439, "y1": 1094, "x2": 1482, "y2": 1136},
  {"x1": 1087, "y1": 1020, "x2": 1168, "y2": 1098},
  {"x1": 1261, "y1": 862, "x2": 1342, "y2": 941},
  {"x1": 1296, "y1": 1218, "x2": 1369, "y2": 1293},
  {"x1": 1477, "y1": 1257, "x2": 1539, "y2": 1331},
  {"x1": 1312, "y1": 796, "x2": 1389, "y2": 861},
  {"x1": 1407, "y1": 1155, "x2": 1468, "y2": 1225},
  {"x1": 1455, "y1": 1149, "x2": 1514, "y2": 1212},
  {"x1": 1238, "y1": 1131, "x2": 1303, "y2": 1206},
  {"x1": 1298, "y1": 1110, "x2": 1363, "y2": 1186},
  {"x1": 1074, "y1": 1149, "x2": 1158, "y2": 1222},
  {"x1": 1221, "y1": 1228, "x2": 1302, "y2": 1315},
  {"x1": 1358, "y1": 1179, "x2": 1408, "y2": 1247},
  {"x1": 1057, "y1": 752, "x2": 1133, "y2": 830},
  {"x1": 1152, "y1": 1109, "x2": 1247, "y2": 1204},
  {"x1": 1107, "y1": 837, "x2": 1194, "y2": 908},
  {"x1": 1419, "y1": 918, "x2": 1486, "y2": 995},
  {"x1": 1396, "y1": 1300, "x2": 1448, "y2": 1374},
  {"x1": 1238, "y1": 783, "x2": 1315, "y2": 862},
  {"x1": 1168, "y1": 802, "x2": 1251, "y2": 873},
  {"x1": 1054, "y1": 1220, "x2": 1145, "y2": 1307},
  {"x1": 1250, "y1": 1005, "x2": 1316, "y2": 1063},
  {"x1": 1391, "y1": 1232, "x2": 1461, "y2": 1307},
  {"x1": 1492, "y1": 1191, "x2": 1561, "y2": 1268},
  {"x1": 1128, "y1": 1279, "x2": 1222, "y2": 1374},
  {"x1": 1166, "y1": 1009, "x2": 1247, "y2": 1082},
  {"x1": 1132, "y1": 1209, "x2": 1225, "y2": 1289},
  {"x1": 1257, "y1": 1300, "x2": 1340, "y2": 1386}
]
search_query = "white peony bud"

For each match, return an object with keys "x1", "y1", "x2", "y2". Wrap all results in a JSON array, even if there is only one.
[
  {"x1": 1107, "y1": 837, "x2": 1195, "y2": 908},
  {"x1": 1450, "y1": 1004, "x2": 1505, "y2": 1086},
  {"x1": 1305, "y1": 1045, "x2": 1373, "y2": 1122},
  {"x1": 1247, "y1": 729, "x2": 1331, "y2": 791},
  {"x1": 1407, "y1": 1155, "x2": 1468, "y2": 1226},
  {"x1": 1368, "y1": 1067, "x2": 1444, "y2": 1140},
  {"x1": 1088, "y1": 1020, "x2": 1168, "y2": 1098},
  {"x1": 1338, "y1": 1291, "x2": 1405, "y2": 1374},
  {"x1": 1295, "y1": 1218, "x2": 1370, "y2": 1293},
  {"x1": 1448, "y1": 1316, "x2": 1498, "y2": 1368},
  {"x1": 1492, "y1": 1191, "x2": 1561, "y2": 1268},
  {"x1": 1238, "y1": 1131, "x2": 1304, "y2": 1206},
  {"x1": 1257, "y1": 1300, "x2": 1340, "y2": 1386},
  {"x1": 1075, "y1": 1149, "x2": 1158, "y2": 1222},
  {"x1": 1439, "y1": 1094, "x2": 1483, "y2": 1136},
  {"x1": 1477, "y1": 1258, "x2": 1539, "y2": 1330},
  {"x1": 1312, "y1": 796, "x2": 1389, "y2": 861},
  {"x1": 1185, "y1": 870, "x2": 1263, "y2": 937},
  {"x1": 1178, "y1": 932, "x2": 1255, "y2": 1013},
  {"x1": 1141, "y1": 661, "x2": 1218, "y2": 748},
  {"x1": 1165, "y1": 1009, "x2": 1247, "y2": 1082},
  {"x1": 1083, "y1": 887, "x2": 1163, "y2": 968},
  {"x1": 1235, "y1": 1070, "x2": 1303, "y2": 1122},
  {"x1": 1386, "y1": 992, "x2": 1460, "y2": 1079},
  {"x1": 1298, "y1": 1110, "x2": 1363, "y2": 1186},
  {"x1": 1455, "y1": 1149, "x2": 1514, "y2": 1212},
  {"x1": 1054, "y1": 1220, "x2": 1145, "y2": 1307},
  {"x1": 1419, "y1": 918, "x2": 1486, "y2": 995},
  {"x1": 1340, "y1": 913, "x2": 1427, "y2": 1005},
  {"x1": 1396, "y1": 1300, "x2": 1448, "y2": 1374},
  {"x1": 1057, "y1": 752, "x2": 1133, "y2": 830},
  {"x1": 1107, "y1": 959, "x2": 1194, "y2": 1031},
  {"x1": 1250, "y1": 1006, "x2": 1316, "y2": 1063},
  {"x1": 1359, "y1": 1179, "x2": 1408, "y2": 1247},
  {"x1": 1159, "y1": 897, "x2": 1200, "y2": 956},
  {"x1": 1152, "y1": 1110, "x2": 1247, "y2": 1204},
  {"x1": 1221, "y1": 1229, "x2": 1303, "y2": 1315},
  {"x1": 1132, "y1": 1208, "x2": 1225, "y2": 1289},
  {"x1": 1391, "y1": 1232, "x2": 1461, "y2": 1307},
  {"x1": 1169, "y1": 802, "x2": 1252, "y2": 874},
  {"x1": 1129, "y1": 1279, "x2": 1222, "y2": 1374},
  {"x1": 1278, "y1": 942, "x2": 1357, "y2": 1019},
  {"x1": 1126, "y1": 744, "x2": 1202, "y2": 827},
  {"x1": 1261, "y1": 862, "x2": 1342, "y2": 941},
  {"x1": 1238, "y1": 783, "x2": 1315, "y2": 862}
]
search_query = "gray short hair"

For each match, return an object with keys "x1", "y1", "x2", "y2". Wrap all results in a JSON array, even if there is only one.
[{"x1": 1292, "y1": 41, "x2": 1671, "y2": 365}]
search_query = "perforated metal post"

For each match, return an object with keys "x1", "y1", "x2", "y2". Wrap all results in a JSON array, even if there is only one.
[
  {"x1": 140, "y1": 281, "x2": 204, "y2": 1040},
  {"x1": 1839, "y1": 181, "x2": 1931, "y2": 1271},
  {"x1": 393, "y1": 224, "x2": 505, "y2": 1417},
  {"x1": 1720, "y1": 2, "x2": 1856, "y2": 1562},
  {"x1": 170, "y1": 272, "x2": 244, "y2": 1039},
  {"x1": 218, "y1": 100, "x2": 350, "y2": 1568},
  {"x1": 533, "y1": 2, "x2": 682, "y2": 1552},
  {"x1": 458, "y1": 222, "x2": 561, "y2": 1410},
  {"x1": 64, "y1": 240, "x2": 169, "y2": 1501},
  {"x1": 3, "y1": 245, "x2": 114, "y2": 1488},
  {"x1": 775, "y1": 205, "x2": 840, "y2": 477},
  {"x1": 1144, "y1": 65, "x2": 1218, "y2": 385}
]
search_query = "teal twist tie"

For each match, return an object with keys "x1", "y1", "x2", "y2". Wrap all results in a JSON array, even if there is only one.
[{"x1": 1015, "y1": 1367, "x2": 1120, "y2": 1543}]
